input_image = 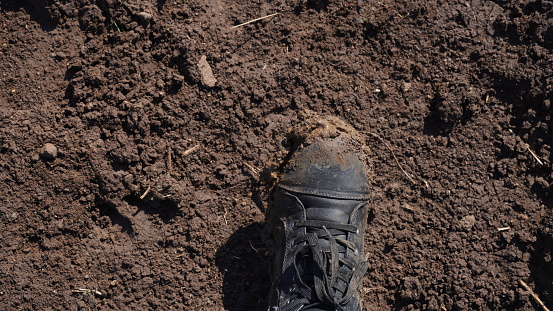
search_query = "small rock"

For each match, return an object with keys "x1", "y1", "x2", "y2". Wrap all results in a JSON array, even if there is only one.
[
  {"x1": 197, "y1": 55, "x2": 217, "y2": 88},
  {"x1": 137, "y1": 12, "x2": 153, "y2": 26},
  {"x1": 401, "y1": 82, "x2": 412, "y2": 92},
  {"x1": 54, "y1": 52, "x2": 67, "y2": 60},
  {"x1": 460, "y1": 215, "x2": 476, "y2": 230},
  {"x1": 40, "y1": 143, "x2": 58, "y2": 159},
  {"x1": 8, "y1": 212, "x2": 18, "y2": 221}
]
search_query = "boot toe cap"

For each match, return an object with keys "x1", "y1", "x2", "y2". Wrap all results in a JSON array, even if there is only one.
[{"x1": 279, "y1": 137, "x2": 370, "y2": 199}]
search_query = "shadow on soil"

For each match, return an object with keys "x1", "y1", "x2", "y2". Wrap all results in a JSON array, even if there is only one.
[
  {"x1": 94, "y1": 195, "x2": 180, "y2": 235},
  {"x1": 96, "y1": 199, "x2": 134, "y2": 234},
  {"x1": 529, "y1": 212, "x2": 553, "y2": 310},
  {"x1": 215, "y1": 222, "x2": 271, "y2": 311},
  {"x1": 0, "y1": 0, "x2": 59, "y2": 31},
  {"x1": 124, "y1": 195, "x2": 180, "y2": 224}
]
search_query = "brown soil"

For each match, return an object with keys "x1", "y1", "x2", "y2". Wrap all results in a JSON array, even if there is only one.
[{"x1": 0, "y1": 0, "x2": 551, "y2": 310}]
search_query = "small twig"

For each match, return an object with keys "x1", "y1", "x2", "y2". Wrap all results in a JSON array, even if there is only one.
[
  {"x1": 367, "y1": 132, "x2": 416, "y2": 185},
  {"x1": 363, "y1": 286, "x2": 385, "y2": 293},
  {"x1": 223, "y1": 208, "x2": 229, "y2": 226},
  {"x1": 166, "y1": 146, "x2": 173, "y2": 175},
  {"x1": 249, "y1": 240, "x2": 259, "y2": 253},
  {"x1": 497, "y1": 227, "x2": 511, "y2": 232},
  {"x1": 183, "y1": 144, "x2": 200, "y2": 156},
  {"x1": 519, "y1": 279, "x2": 550, "y2": 311},
  {"x1": 113, "y1": 21, "x2": 121, "y2": 33},
  {"x1": 401, "y1": 203, "x2": 415, "y2": 212},
  {"x1": 525, "y1": 143, "x2": 544, "y2": 165},
  {"x1": 139, "y1": 185, "x2": 151, "y2": 200},
  {"x1": 243, "y1": 162, "x2": 260, "y2": 176},
  {"x1": 72, "y1": 288, "x2": 104, "y2": 297},
  {"x1": 508, "y1": 129, "x2": 544, "y2": 165},
  {"x1": 231, "y1": 12, "x2": 279, "y2": 29}
]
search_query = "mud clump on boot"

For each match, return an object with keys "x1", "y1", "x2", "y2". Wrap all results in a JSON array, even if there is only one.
[
  {"x1": 273, "y1": 110, "x2": 372, "y2": 188},
  {"x1": 288, "y1": 110, "x2": 366, "y2": 145}
]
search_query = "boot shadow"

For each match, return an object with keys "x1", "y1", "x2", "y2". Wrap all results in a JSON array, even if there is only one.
[
  {"x1": 529, "y1": 212, "x2": 553, "y2": 309},
  {"x1": 0, "y1": 0, "x2": 59, "y2": 31},
  {"x1": 215, "y1": 222, "x2": 271, "y2": 311}
]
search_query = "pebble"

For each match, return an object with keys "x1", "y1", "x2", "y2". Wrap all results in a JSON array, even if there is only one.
[
  {"x1": 53, "y1": 52, "x2": 67, "y2": 60},
  {"x1": 40, "y1": 143, "x2": 58, "y2": 159},
  {"x1": 137, "y1": 12, "x2": 153, "y2": 25},
  {"x1": 460, "y1": 215, "x2": 476, "y2": 230},
  {"x1": 197, "y1": 55, "x2": 217, "y2": 88},
  {"x1": 401, "y1": 82, "x2": 412, "y2": 92}
]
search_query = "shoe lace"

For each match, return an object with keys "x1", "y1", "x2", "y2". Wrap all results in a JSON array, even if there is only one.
[{"x1": 286, "y1": 206, "x2": 369, "y2": 311}]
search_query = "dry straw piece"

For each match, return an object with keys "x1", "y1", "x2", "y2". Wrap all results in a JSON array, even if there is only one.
[
  {"x1": 518, "y1": 279, "x2": 550, "y2": 311},
  {"x1": 231, "y1": 13, "x2": 279, "y2": 29}
]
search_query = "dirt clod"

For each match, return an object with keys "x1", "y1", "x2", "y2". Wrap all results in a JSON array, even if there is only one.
[
  {"x1": 399, "y1": 277, "x2": 421, "y2": 301},
  {"x1": 460, "y1": 215, "x2": 477, "y2": 230},
  {"x1": 197, "y1": 55, "x2": 217, "y2": 88},
  {"x1": 39, "y1": 143, "x2": 58, "y2": 159}
]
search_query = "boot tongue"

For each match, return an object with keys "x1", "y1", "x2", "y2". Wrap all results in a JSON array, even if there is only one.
[
  {"x1": 299, "y1": 195, "x2": 357, "y2": 223},
  {"x1": 305, "y1": 207, "x2": 349, "y2": 223}
]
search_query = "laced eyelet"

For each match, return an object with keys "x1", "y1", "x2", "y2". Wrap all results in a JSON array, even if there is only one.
[{"x1": 290, "y1": 220, "x2": 297, "y2": 229}]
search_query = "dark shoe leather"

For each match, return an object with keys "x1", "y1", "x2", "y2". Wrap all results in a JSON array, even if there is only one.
[{"x1": 267, "y1": 133, "x2": 370, "y2": 311}]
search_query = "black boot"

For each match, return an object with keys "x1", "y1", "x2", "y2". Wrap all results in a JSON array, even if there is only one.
[{"x1": 267, "y1": 116, "x2": 371, "y2": 311}]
